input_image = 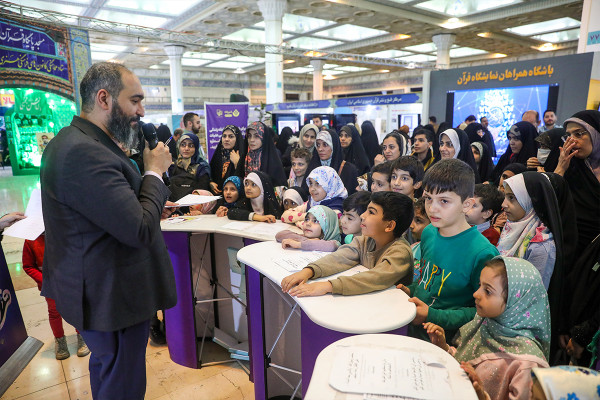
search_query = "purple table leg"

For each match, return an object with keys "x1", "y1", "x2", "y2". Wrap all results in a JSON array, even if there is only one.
[
  {"x1": 300, "y1": 311, "x2": 408, "y2": 397},
  {"x1": 163, "y1": 231, "x2": 199, "y2": 369}
]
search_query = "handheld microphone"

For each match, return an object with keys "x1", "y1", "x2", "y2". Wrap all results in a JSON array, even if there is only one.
[{"x1": 141, "y1": 122, "x2": 159, "y2": 150}]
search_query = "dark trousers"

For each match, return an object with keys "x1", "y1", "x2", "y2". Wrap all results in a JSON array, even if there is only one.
[{"x1": 79, "y1": 319, "x2": 150, "y2": 400}]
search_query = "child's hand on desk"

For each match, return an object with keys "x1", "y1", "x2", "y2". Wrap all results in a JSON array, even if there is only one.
[
  {"x1": 423, "y1": 322, "x2": 449, "y2": 351},
  {"x1": 281, "y1": 239, "x2": 302, "y2": 249},
  {"x1": 288, "y1": 281, "x2": 332, "y2": 297},
  {"x1": 408, "y1": 297, "x2": 429, "y2": 325},
  {"x1": 396, "y1": 283, "x2": 411, "y2": 296},
  {"x1": 460, "y1": 362, "x2": 487, "y2": 400},
  {"x1": 281, "y1": 268, "x2": 313, "y2": 293},
  {"x1": 254, "y1": 214, "x2": 276, "y2": 223},
  {"x1": 215, "y1": 206, "x2": 229, "y2": 217}
]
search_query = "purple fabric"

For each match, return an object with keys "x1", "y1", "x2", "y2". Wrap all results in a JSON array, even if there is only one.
[
  {"x1": 163, "y1": 231, "x2": 198, "y2": 369},
  {"x1": 300, "y1": 311, "x2": 408, "y2": 397}
]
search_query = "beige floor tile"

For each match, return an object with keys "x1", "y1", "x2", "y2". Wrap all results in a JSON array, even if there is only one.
[
  {"x1": 61, "y1": 340, "x2": 90, "y2": 381},
  {"x1": 15, "y1": 287, "x2": 45, "y2": 308},
  {"x1": 66, "y1": 375, "x2": 92, "y2": 400},
  {"x1": 1, "y1": 349, "x2": 65, "y2": 399},
  {"x1": 146, "y1": 338, "x2": 168, "y2": 356},
  {"x1": 145, "y1": 360, "x2": 169, "y2": 400},
  {"x1": 1, "y1": 383, "x2": 69, "y2": 400},
  {"x1": 166, "y1": 373, "x2": 246, "y2": 400}
]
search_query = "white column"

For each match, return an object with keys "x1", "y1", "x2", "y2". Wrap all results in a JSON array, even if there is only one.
[
  {"x1": 578, "y1": 0, "x2": 600, "y2": 53},
  {"x1": 431, "y1": 33, "x2": 455, "y2": 70},
  {"x1": 257, "y1": 0, "x2": 286, "y2": 105},
  {"x1": 310, "y1": 59, "x2": 325, "y2": 100},
  {"x1": 164, "y1": 44, "x2": 185, "y2": 114}
]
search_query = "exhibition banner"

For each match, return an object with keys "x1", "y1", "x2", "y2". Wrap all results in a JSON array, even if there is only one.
[{"x1": 204, "y1": 102, "x2": 248, "y2": 161}]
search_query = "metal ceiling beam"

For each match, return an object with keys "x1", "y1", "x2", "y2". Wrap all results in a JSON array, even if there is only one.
[
  {"x1": 0, "y1": 0, "x2": 434, "y2": 69},
  {"x1": 324, "y1": 0, "x2": 445, "y2": 26}
]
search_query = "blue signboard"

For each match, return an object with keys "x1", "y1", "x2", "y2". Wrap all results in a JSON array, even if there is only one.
[
  {"x1": 335, "y1": 93, "x2": 420, "y2": 107},
  {"x1": 0, "y1": 48, "x2": 69, "y2": 81},
  {"x1": 0, "y1": 21, "x2": 57, "y2": 55}
]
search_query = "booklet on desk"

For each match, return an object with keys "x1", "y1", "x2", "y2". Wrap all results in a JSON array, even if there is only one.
[{"x1": 329, "y1": 345, "x2": 450, "y2": 400}]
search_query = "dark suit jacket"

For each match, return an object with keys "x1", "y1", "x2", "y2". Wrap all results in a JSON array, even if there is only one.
[{"x1": 40, "y1": 116, "x2": 177, "y2": 332}]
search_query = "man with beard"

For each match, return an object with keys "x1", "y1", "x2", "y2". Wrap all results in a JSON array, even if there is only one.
[
  {"x1": 40, "y1": 62, "x2": 176, "y2": 400},
  {"x1": 182, "y1": 111, "x2": 207, "y2": 158}
]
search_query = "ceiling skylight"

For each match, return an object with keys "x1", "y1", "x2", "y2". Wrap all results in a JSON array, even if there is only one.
[
  {"x1": 255, "y1": 14, "x2": 335, "y2": 34},
  {"x1": 105, "y1": 0, "x2": 203, "y2": 16},
  {"x1": 95, "y1": 10, "x2": 169, "y2": 27},
  {"x1": 228, "y1": 56, "x2": 265, "y2": 63},
  {"x1": 415, "y1": 0, "x2": 522, "y2": 17},
  {"x1": 335, "y1": 66, "x2": 370, "y2": 72},
  {"x1": 449, "y1": 47, "x2": 488, "y2": 58},
  {"x1": 207, "y1": 61, "x2": 255, "y2": 69},
  {"x1": 401, "y1": 54, "x2": 436, "y2": 62},
  {"x1": 287, "y1": 37, "x2": 343, "y2": 50},
  {"x1": 313, "y1": 24, "x2": 388, "y2": 41},
  {"x1": 365, "y1": 50, "x2": 412, "y2": 58},
  {"x1": 402, "y1": 43, "x2": 440, "y2": 53},
  {"x1": 223, "y1": 29, "x2": 292, "y2": 43},
  {"x1": 18, "y1": 0, "x2": 84, "y2": 19},
  {"x1": 183, "y1": 52, "x2": 229, "y2": 60},
  {"x1": 284, "y1": 67, "x2": 314, "y2": 74},
  {"x1": 505, "y1": 17, "x2": 580, "y2": 36},
  {"x1": 161, "y1": 59, "x2": 213, "y2": 67},
  {"x1": 531, "y1": 28, "x2": 580, "y2": 43}
]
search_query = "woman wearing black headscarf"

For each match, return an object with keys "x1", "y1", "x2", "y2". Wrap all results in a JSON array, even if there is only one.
[
  {"x1": 438, "y1": 128, "x2": 481, "y2": 183},
  {"x1": 555, "y1": 110, "x2": 600, "y2": 255},
  {"x1": 491, "y1": 121, "x2": 538, "y2": 182},
  {"x1": 465, "y1": 122, "x2": 497, "y2": 159},
  {"x1": 278, "y1": 126, "x2": 295, "y2": 164},
  {"x1": 303, "y1": 129, "x2": 359, "y2": 196},
  {"x1": 235, "y1": 121, "x2": 287, "y2": 187},
  {"x1": 471, "y1": 141, "x2": 494, "y2": 182},
  {"x1": 168, "y1": 132, "x2": 211, "y2": 201},
  {"x1": 339, "y1": 125, "x2": 370, "y2": 175},
  {"x1": 360, "y1": 120, "x2": 380, "y2": 167},
  {"x1": 210, "y1": 125, "x2": 243, "y2": 193}
]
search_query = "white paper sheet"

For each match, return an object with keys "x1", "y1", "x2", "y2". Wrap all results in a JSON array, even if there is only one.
[
  {"x1": 272, "y1": 251, "x2": 329, "y2": 272},
  {"x1": 166, "y1": 194, "x2": 221, "y2": 207},
  {"x1": 3, "y1": 188, "x2": 45, "y2": 241},
  {"x1": 246, "y1": 223, "x2": 290, "y2": 236},
  {"x1": 329, "y1": 346, "x2": 450, "y2": 400},
  {"x1": 222, "y1": 221, "x2": 252, "y2": 231}
]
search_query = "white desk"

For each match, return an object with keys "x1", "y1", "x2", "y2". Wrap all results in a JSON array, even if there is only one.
[
  {"x1": 238, "y1": 241, "x2": 417, "y2": 399},
  {"x1": 305, "y1": 334, "x2": 477, "y2": 400}
]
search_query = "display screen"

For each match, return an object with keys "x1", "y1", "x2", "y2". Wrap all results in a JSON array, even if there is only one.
[{"x1": 450, "y1": 85, "x2": 552, "y2": 158}]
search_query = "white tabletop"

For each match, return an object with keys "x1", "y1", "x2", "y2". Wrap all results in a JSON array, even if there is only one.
[
  {"x1": 237, "y1": 241, "x2": 416, "y2": 334},
  {"x1": 161, "y1": 214, "x2": 301, "y2": 242},
  {"x1": 304, "y1": 334, "x2": 477, "y2": 400}
]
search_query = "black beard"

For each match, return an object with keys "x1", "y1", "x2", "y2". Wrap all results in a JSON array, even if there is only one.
[{"x1": 108, "y1": 100, "x2": 139, "y2": 150}]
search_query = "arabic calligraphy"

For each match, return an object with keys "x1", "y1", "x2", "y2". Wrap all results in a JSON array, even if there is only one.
[
  {"x1": 0, "y1": 50, "x2": 69, "y2": 81},
  {"x1": 0, "y1": 23, "x2": 54, "y2": 55},
  {"x1": 457, "y1": 65, "x2": 555, "y2": 86}
]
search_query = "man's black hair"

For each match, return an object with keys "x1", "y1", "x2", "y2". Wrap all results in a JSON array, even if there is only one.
[
  {"x1": 480, "y1": 116, "x2": 487, "y2": 122},
  {"x1": 80, "y1": 62, "x2": 130, "y2": 113},
  {"x1": 391, "y1": 156, "x2": 425, "y2": 183},
  {"x1": 543, "y1": 109, "x2": 556, "y2": 118},
  {"x1": 183, "y1": 112, "x2": 198, "y2": 128},
  {"x1": 474, "y1": 183, "x2": 504, "y2": 220},
  {"x1": 371, "y1": 160, "x2": 393, "y2": 178},
  {"x1": 429, "y1": 116, "x2": 437, "y2": 123},
  {"x1": 422, "y1": 159, "x2": 475, "y2": 201},
  {"x1": 343, "y1": 191, "x2": 371, "y2": 216},
  {"x1": 465, "y1": 115, "x2": 477, "y2": 122},
  {"x1": 370, "y1": 191, "x2": 414, "y2": 237},
  {"x1": 412, "y1": 128, "x2": 434, "y2": 143}
]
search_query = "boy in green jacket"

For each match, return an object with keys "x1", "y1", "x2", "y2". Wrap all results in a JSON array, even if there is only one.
[
  {"x1": 398, "y1": 159, "x2": 499, "y2": 342},
  {"x1": 281, "y1": 192, "x2": 414, "y2": 297}
]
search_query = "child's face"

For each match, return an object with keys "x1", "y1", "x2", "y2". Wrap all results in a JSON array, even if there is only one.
[
  {"x1": 498, "y1": 170, "x2": 516, "y2": 193},
  {"x1": 412, "y1": 135, "x2": 430, "y2": 155},
  {"x1": 308, "y1": 178, "x2": 326, "y2": 202},
  {"x1": 423, "y1": 189, "x2": 472, "y2": 232},
  {"x1": 179, "y1": 138, "x2": 195, "y2": 158},
  {"x1": 223, "y1": 181, "x2": 239, "y2": 204},
  {"x1": 390, "y1": 169, "x2": 421, "y2": 197},
  {"x1": 465, "y1": 196, "x2": 492, "y2": 226},
  {"x1": 382, "y1": 137, "x2": 401, "y2": 161},
  {"x1": 283, "y1": 198, "x2": 300, "y2": 210},
  {"x1": 471, "y1": 146, "x2": 481, "y2": 163},
  {"x1": 244, "y1": 179, "x2": 261, "y2": 199},
  {"x1": 360, "y1": 202, "x2": 394, "y2": 238},
  {"x1": 303, "y1": 213, "x2": 323, "y2": 239},
  {"x1": 340, "y1": 209, "x2": 362, "y2": 235},
  {"x1": 291, "y1": 157, "x2": 308, "y2": 178},
  {"x1": 371, "y1": 172, "x2": 391, "y2": 192},
  {"x1": 409, "y1": 209, "x2": 430, "y2": 242},
  {"x1": 439, "y1": 133, "x2": 456, "y2": 159},
  {"x1": 473, "y1": 267, "x2": 507, "y2": 318},
  {"x1": 502, "y1": 186, "x2": 526, "y2": 222}
]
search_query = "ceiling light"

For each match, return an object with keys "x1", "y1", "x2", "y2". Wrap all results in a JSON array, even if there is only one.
[
  {"x1": 323, "y1": 74, "x2": 336, "y2": 80},
  {"x1": 304, "y1": 50, "x2": 326, "y2": 57},
  {"x1": 441, "y1": 17, "x2": 464, "y2": 29},
  {"x1": 149, "y1": 65, "x2": 161, "y2": 69},
  {"x1": 477, "y1": 32, "x2": 491, "y2": 38},
  {"x1": 537, "y1": 43, "x2": 556, "y2": 52},
  {"x1": 234, "y1": 67, "x2": 246, "y2": 74},
  {"x1": 393, "y1": 34, "x2": 411, "y2": 40},
  {"x1": 493, "y1": 53, "x2": 507, "y2": 58},
  {"x1": 284, "y1": 59, "x2": 295, "y2": 64},
  {"x1": 406, "y1": 62, "x2": 416, "y2": 69},
  {"x1": 138, "y1": 47, "x2": 148, "y2": 53},
  {"x1": 379, "y1": 69, "x2": 390, "y2": 73}
]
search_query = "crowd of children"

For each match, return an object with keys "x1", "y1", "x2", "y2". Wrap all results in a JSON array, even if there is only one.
[{"x1": 14, "y1": 109, "x2": 600, "y2": 396}]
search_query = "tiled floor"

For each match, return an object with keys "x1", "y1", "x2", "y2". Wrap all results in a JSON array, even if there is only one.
[{"x1": 1, "y1": 167, "x2": 255, "y2": 399}]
